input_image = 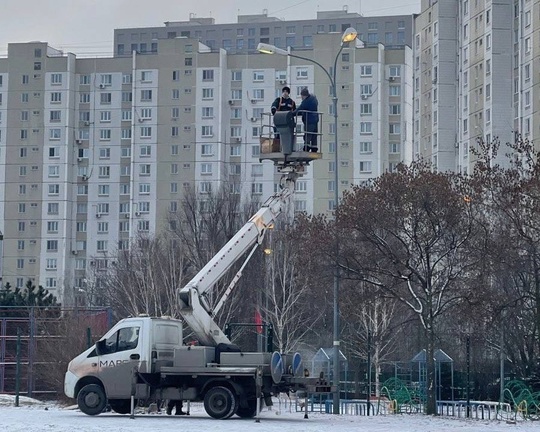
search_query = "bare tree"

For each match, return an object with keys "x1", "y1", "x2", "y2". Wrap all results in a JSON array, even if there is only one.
[
  {"x1": 261, "y1": 225, "x2": 325, "y2": 353},
  {"x1": 341, "y1": 281, "x2": 403, "y2": 396},
  {"x1": 308, "y1": 162, "x2": 481, "y2": 414},
  {"x1": 94, "y1": 232, "x2": 189, "y2": 319}
]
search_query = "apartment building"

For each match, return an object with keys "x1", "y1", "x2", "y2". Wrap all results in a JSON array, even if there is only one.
[
  {"x1": 0, "y1": 28, "x2": 412, "y2": 304},
  {"x1": 414, "y1": 0, "x2": 517, "y2": 172},
  {"x1": 114, "y1": 10, "x2": 413, "y2": 56}
]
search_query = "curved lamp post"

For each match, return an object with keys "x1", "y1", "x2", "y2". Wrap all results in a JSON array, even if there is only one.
[{"x1": 258, "y1": 28, "x2": 358, "y2": 414}]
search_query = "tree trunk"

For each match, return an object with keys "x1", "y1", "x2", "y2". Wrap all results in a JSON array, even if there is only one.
[{"x1": 425, "y1": 325, "x2": 437, "y2": 415}]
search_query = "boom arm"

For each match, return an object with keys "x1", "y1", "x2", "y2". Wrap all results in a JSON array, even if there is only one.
[{"x1": 178, "y1": 173, "x2": 297, "y2": 346}]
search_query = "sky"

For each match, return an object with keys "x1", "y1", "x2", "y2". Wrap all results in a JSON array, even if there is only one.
[
  {"x1": 0, "y1": 395, "x2": 536, "y2": 432},
  {"x1": 0, "y1": 0, "x2": 420, "y2": 56}
]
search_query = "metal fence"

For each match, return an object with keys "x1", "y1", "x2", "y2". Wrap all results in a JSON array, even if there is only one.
[{"x1": 0, "y1": 306, "x2": 111, "y2": 396}]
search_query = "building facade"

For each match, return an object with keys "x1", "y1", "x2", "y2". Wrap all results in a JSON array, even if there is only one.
[
  {"x1": 0, "y1": 29, "x2": 412, "y2": 304},
  {"x1": 114, "y1": 10, "x2": 413, "y2": 56},
  {"x1": 413, "y1": 0, "x2": 525, "y2": 172}
]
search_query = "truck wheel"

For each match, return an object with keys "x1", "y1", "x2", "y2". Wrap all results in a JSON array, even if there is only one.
[
  {"x1": 77, "y1": 383, "x2": 107, "y2": 416},
  {"x1": 204, "y1": 386, "x2": 237, "y2": 419},
  {"x1": 236, "y1": 399, "x2": 258, "y2": 418},
  {"x1": 109, "y1": 399, "x2": 132, "y2": 414}
]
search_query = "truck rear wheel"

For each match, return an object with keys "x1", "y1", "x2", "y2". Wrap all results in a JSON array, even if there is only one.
[
  {"x1": 77, "y1": 383, "x2": 107, "y2": 416},
  {"x1": 236, "y1": 399, "x2": 258, "y2": 418},
  {"x1": 204, "y1": 386, "x2": 237, "y2": 419}
]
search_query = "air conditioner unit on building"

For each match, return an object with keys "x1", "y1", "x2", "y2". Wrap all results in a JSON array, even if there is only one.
[
  {"x1": 228, "y1": 100, "x2": 234, "y2": 105},
  {"x1": 71, "y1": 250, "x2": 78, "y2": 255},
  {"x1": 77, "y1": 157, "x2": 83, "y2": 162},
  {"x1": 361, "y1": 94, "x2": 369, "y2": 100},
  {"x1": 232, "y1": 137, "x2": 242, "y2": 143},
  {"x1": 389, "y1": 76, "x2": 396, "y2": 82},
  {"x1": 76, "y1": 139, "x2": 83, "y2": 144},
  {"x1": 135, "y1": 211, "x2": 141, "y2": 216},
  {"x1": 99, "y1": 84, "x2": 106, "y2": 89},
  {"x1": 82, "y1": 175, "x2": 88, "y2": 181},
  {"x1": 84, "y1": 121, "x2": 91, "y2": 126},
  {"x1": 250, "y1": 117, "x2": 258, "y2": 122},
  {"x1": 138, "y1": 118, "x2": 145, "y2": 123},
  {"x1": 96, "y1": 213, "x2": 101, "y2": 218},
  {"x1": 250, "y1": 99, "x2": 257, "y2": 104},
  {"x1": 279, "y1": 79, "x2": 287, "y2": 84},
  {"x1": 124, "y1": 213, "x2": 130, "y2": 219}
]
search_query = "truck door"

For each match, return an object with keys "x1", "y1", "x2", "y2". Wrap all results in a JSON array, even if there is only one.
[{"x1": 96, "y1": 321, "x2": 144, "y2": 399}]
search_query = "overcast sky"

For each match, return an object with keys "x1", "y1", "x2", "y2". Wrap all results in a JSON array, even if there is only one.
[{"x1": 0, "y1": 0, "x2": 420, "y2": 56}]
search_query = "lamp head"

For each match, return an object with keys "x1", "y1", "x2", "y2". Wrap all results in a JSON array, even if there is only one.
[
  {"x1": 341, "y1": 27, "x2": 358, "y2": 44},
  {"x1": 257, "y1": 43, "x2": 288, "y2": 56}
]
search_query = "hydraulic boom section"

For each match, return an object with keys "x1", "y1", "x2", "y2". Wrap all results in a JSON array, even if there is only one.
[{"x1": 177, "y1": 172, "x2": 298, "y2": 347}]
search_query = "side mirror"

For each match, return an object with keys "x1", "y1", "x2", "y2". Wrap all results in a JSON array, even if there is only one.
[{"x1": 95, "y1": 339, "x2": 106, "y2": 356}]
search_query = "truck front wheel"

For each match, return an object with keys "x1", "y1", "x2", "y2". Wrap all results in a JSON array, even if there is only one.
[
  {"x1": 204, "y1": 386, "x2": 237, "y2": 419},
  {"x1": 77, "y1": 383, "x2": 107, "y2": 416}
]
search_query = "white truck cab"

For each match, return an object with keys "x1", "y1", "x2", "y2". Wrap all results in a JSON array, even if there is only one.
[{"x1": 65, "y1": 317, "x2": 183, "y2": 415}]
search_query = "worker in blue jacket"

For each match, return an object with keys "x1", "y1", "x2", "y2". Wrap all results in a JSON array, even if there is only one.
[{"x1": 294, "y1": 88, "x2": 319, "y2": 152}]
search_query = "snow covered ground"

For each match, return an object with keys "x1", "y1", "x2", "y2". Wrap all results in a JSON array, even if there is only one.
[{"x1": 0, "y1": 394, "x2": 537, "y2": 432}]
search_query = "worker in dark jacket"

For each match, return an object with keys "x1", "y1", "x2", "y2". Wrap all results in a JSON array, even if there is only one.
[
  {"x1": 271, "y1": 86, "x2": 296, "y2": 140},
  {"x1": 294, "y1": 88, "x2": 319, "y2": 152},
  {"x1": 271, "y1": 86, "x2": 296, "y2": 115}
]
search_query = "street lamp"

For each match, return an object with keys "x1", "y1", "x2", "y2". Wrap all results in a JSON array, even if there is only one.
[{"x1": 258, "y1": 28, "x2": 358, "y2": 414}]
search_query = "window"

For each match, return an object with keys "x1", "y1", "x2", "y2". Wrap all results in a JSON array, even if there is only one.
[
  {"x1": 253, "y1": 71, "x2": 264, "y2": 81},
  {"x1": 49, "y1": 147, "x2": 60, "y2": 158},
  {"x1": 47, "y1": 240, "x2": 58, "y2": 252},
  {"x1": 141, "y1": 90, "x2": 152, "y2": 101},
  {"x1": 100, "y1": 129, "x2": 111, "y2": 140},
  {"x1": 359, "y1": 142, "x2": 372, "y2": 153},
  {"x1": 140, "y1": 127, "x2": 152, "y2": 138},
  {"x1": 359, "y1": 161, "x2": 372, "y2": 172},
  {"x1": 140, "y1": 145, "x2": 151, "y2": 157},
  {"x1": 232, "y1": 71, "x2": 242, "y2": 81},
  {"x1": 49, "y1": 128, "x2": 61, "y2": 140},
  {"x1": 100, "y1": 111, "x2": 112, "y2": 122},
  {"x1": 360, "y1": 66, "x2": 372, "y2": 76},
  {"x1": 101, "y1": 327, "x2": 140, "y2": 355},
  {"x1": 202, "y1": 88, "x2": 214, "y2": 99},
  {"x1": 50, "y1": 92, "x2": 62, "y2": 103},
  {"x1": 139, "y1": 164, "x2": 151, "y2": 175},
  {"x1": 389, "y1": 66, "x2": 401, "y2": 77},
  {"x1": 48, "y1": 165, "x2": 59, "y2": 177},
  {"x1": 252, "y1": 89, "x2": 264, "y2": 100},
  {"x1": 296, "y1": 68, "x2": 308, "y2": 79},
  {"x1": 390, "y1": 104, "x2": 401, "y2": 115},
  {"x1": 201, "y1": 144, "x2": 213, "y2": 155},
  {"x1": 251, "y1": 164, "x2": 263, "y2": 176},
  {"x1": 141, "y1": 71, "x2": 153, "y2": 82},
  {"x1": 202, "y1": 107, "x2": 214, "y2": 118},
  {"x1": 139, "y1": 183, "x2": 151, "y2": 194},
  {"x1": 99, "y1": 166, "x2": 110, "y2": 178},
  {"x1": 50, "y1": 110, "x2": 61, "y2": 122},
  {"x1": 251, "y1": 183, "x2": 263, "y2": 194},
  {"x1": 360, "y1": 104, "x2": 372, "y2": 115},
  {"x1": 201, "y1": 163, "x2": 212, "y2": 175},
  {"x1": 202, "y1": 70, "x2": 215, "y2": 81},
  {"x1": 389, "y1": 85, "x2": 401, "y2": 96},
  {"x1": 360, "y1": 84, "x2": 372, "y2": 96},
  {"x1": 100, "y1": 93, "x2": 112, "y2": 104},
  {"x1": 389, "y1": 123, "x2": 401, "y2": 134},
  {"x1": 231, "y1": 89, "x2": 242, "y2": 100},
  {"x1": 389, "y1": 143, "x2": 401, "y2": 153},
  {"x1": 98, "y1": 184, "x2": 110, "y2": 196},
  {"x1": 360, "y1": 122, "x2": 372, "y2": 134},
  {"x1": 201, "y1": 126, "x2": 213, "y2": 137},
  {"x1": 47, "y1": 221, "x2": 59, "y2": 233}
]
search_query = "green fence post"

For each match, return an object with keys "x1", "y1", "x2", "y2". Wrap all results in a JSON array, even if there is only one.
[{"x1": 15, "y1": 328, "x2": 21, "y2": 407}]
